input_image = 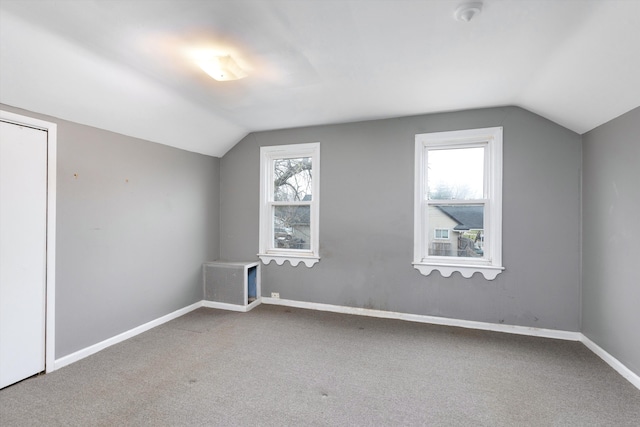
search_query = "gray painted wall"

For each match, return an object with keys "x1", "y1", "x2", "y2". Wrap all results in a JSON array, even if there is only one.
[
  {"x1": 220, "y1": 107, "x2": 582, "y2": 331},
  {"x1": 582, "y1": 107, "x2": 640, "y2": 377},
  {"x1": 2, "y1": 102, "x2": 587, "y2": 360},
  {"x1": 1, "y1": 104, "x2": 220, "y2": 358}
]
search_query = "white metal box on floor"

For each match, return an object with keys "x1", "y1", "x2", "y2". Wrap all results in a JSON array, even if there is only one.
[{"x1": 202, "y1": 261, "x2": 261, "y2": 312}]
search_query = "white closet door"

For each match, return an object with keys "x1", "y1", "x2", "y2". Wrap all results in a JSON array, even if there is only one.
[{"x1": 0, "y1": 120, "x2": 47, "y2": 389}]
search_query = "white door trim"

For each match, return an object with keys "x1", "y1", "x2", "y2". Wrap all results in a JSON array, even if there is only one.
[{"x1": 1, "y1": 110, "x2": 57, "y2": 373}]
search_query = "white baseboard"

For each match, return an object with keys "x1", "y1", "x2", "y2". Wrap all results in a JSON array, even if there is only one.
[
  {"x1": 202, "y1": 298, "x2": 262, "y2": 312},
  {"x1": 581, "y1": 335, "x2": 640, "y2": 390},
  {"x1": 260, "y1": 297, "x2": 582, "y2": 341},
  {"x1": 53, "y1": 301, "x2": 204, "y2": 370}
]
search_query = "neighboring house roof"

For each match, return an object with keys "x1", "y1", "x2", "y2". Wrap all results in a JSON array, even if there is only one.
[{"x1": 437, "y1": 206, "x2": 483, "y2": 230}]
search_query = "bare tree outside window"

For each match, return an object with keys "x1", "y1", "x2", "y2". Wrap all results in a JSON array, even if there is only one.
[{"x1": 274, "y1": 157, "x2": 312, "y2": 201}]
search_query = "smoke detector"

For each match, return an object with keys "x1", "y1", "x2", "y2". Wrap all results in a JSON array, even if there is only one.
[{"x1": 454, "y1": 2, "x2": 483, "y2": 22}]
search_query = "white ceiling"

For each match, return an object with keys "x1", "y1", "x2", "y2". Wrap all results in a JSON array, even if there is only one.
[{"x1": 1, "y1": 0, "x2": 639, "y2": 157}]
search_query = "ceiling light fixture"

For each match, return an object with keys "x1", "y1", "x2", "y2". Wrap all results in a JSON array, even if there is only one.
[
  {"x1": 454, "y1": 2, "x2": 483, "y2": 22},
  {"x1": 197, "y1": 55, "x2": 247, "y2": 81}
]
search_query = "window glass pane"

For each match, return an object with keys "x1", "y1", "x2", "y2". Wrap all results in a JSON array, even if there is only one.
[
  {"x1": 435, "y1": 229, "x2": 449, "y2": 239},
  {"x1": 273, "y1": 205, "x2": 311, "y2": 250},
  {"x1": 428, "y1": 205, "x2": 484, "y2": 257},
  {"x1": 274, "y1": 157, "x2": 312, "y2": 202},
  {"x1": 427, "y1": 147, "x2": 484, "y2": 200}
]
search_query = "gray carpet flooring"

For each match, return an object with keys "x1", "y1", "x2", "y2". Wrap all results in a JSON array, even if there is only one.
[{"x1": 1, "y1": 305, "x2": 639, "y2": 426}]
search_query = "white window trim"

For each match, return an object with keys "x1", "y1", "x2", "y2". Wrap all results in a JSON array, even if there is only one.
[
  {"x1": 413, "y1": 127, "x2": 504, "y2": 280},
  {"x1": 258, "y1": 142, "x2": 320, "y2": 267}
]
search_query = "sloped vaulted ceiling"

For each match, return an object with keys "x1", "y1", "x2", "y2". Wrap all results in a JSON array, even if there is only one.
[{"x1": 1, "y1": 0, "x2": 639, "y2": 156}]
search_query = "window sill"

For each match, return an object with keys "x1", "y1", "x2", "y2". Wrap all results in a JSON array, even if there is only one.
[
  {"x1": 413, "y1": 262, "x2": 504, "y2": 280},
  {"x1": 258, "y1": 253, "x2": 320, "y2": 268}
]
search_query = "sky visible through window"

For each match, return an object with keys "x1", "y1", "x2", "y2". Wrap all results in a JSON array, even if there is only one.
[{"x1": 427, "y1": 147, "x2": 484, "y2": 200}]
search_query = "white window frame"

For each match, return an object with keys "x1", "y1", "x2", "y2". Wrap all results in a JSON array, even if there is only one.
[
  {"x1": 258, "y1": 142, "x2": 320, "y2": 267},
  {"x1": 434, "y1": 228, "x2": 450, "y2": 240},
  {"x1": 413, "y1": 127, "x2": 503, "y2": 280}
]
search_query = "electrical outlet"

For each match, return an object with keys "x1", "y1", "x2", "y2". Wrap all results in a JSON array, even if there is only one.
[{"x1": 271, "y1": 292, "x2": 280, "y2": 299}]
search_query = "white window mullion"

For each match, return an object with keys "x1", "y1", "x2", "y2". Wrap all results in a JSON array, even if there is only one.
[
  {"x1": 426, "y1": 199, "x2": 488, "y2": 206},
  {"x1": 271, "y1": 201, "x2": 312, "y2": 206}
]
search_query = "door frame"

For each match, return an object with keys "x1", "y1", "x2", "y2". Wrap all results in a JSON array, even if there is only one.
[{"x1": 1, "y1": 110, "x2": 57, "y2": 373}]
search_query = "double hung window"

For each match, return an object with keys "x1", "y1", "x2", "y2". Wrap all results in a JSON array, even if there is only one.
[
  {"x1": 259, "y1": 143, "x2": 320, "y2": 267},
  {"x1": 414, "y1": 127, "x2": 503, "y2": 279}
]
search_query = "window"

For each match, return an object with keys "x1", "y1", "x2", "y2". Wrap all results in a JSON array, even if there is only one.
[
  {"x1": 434, "y1": 229, "x2": 450, "y2": 239},
  {"x1": 259, "y1": 142, "x2": 320, "y2": 267},
  {"x1": 413, "y1": 127, "x2": 503, "y2": 280}
]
